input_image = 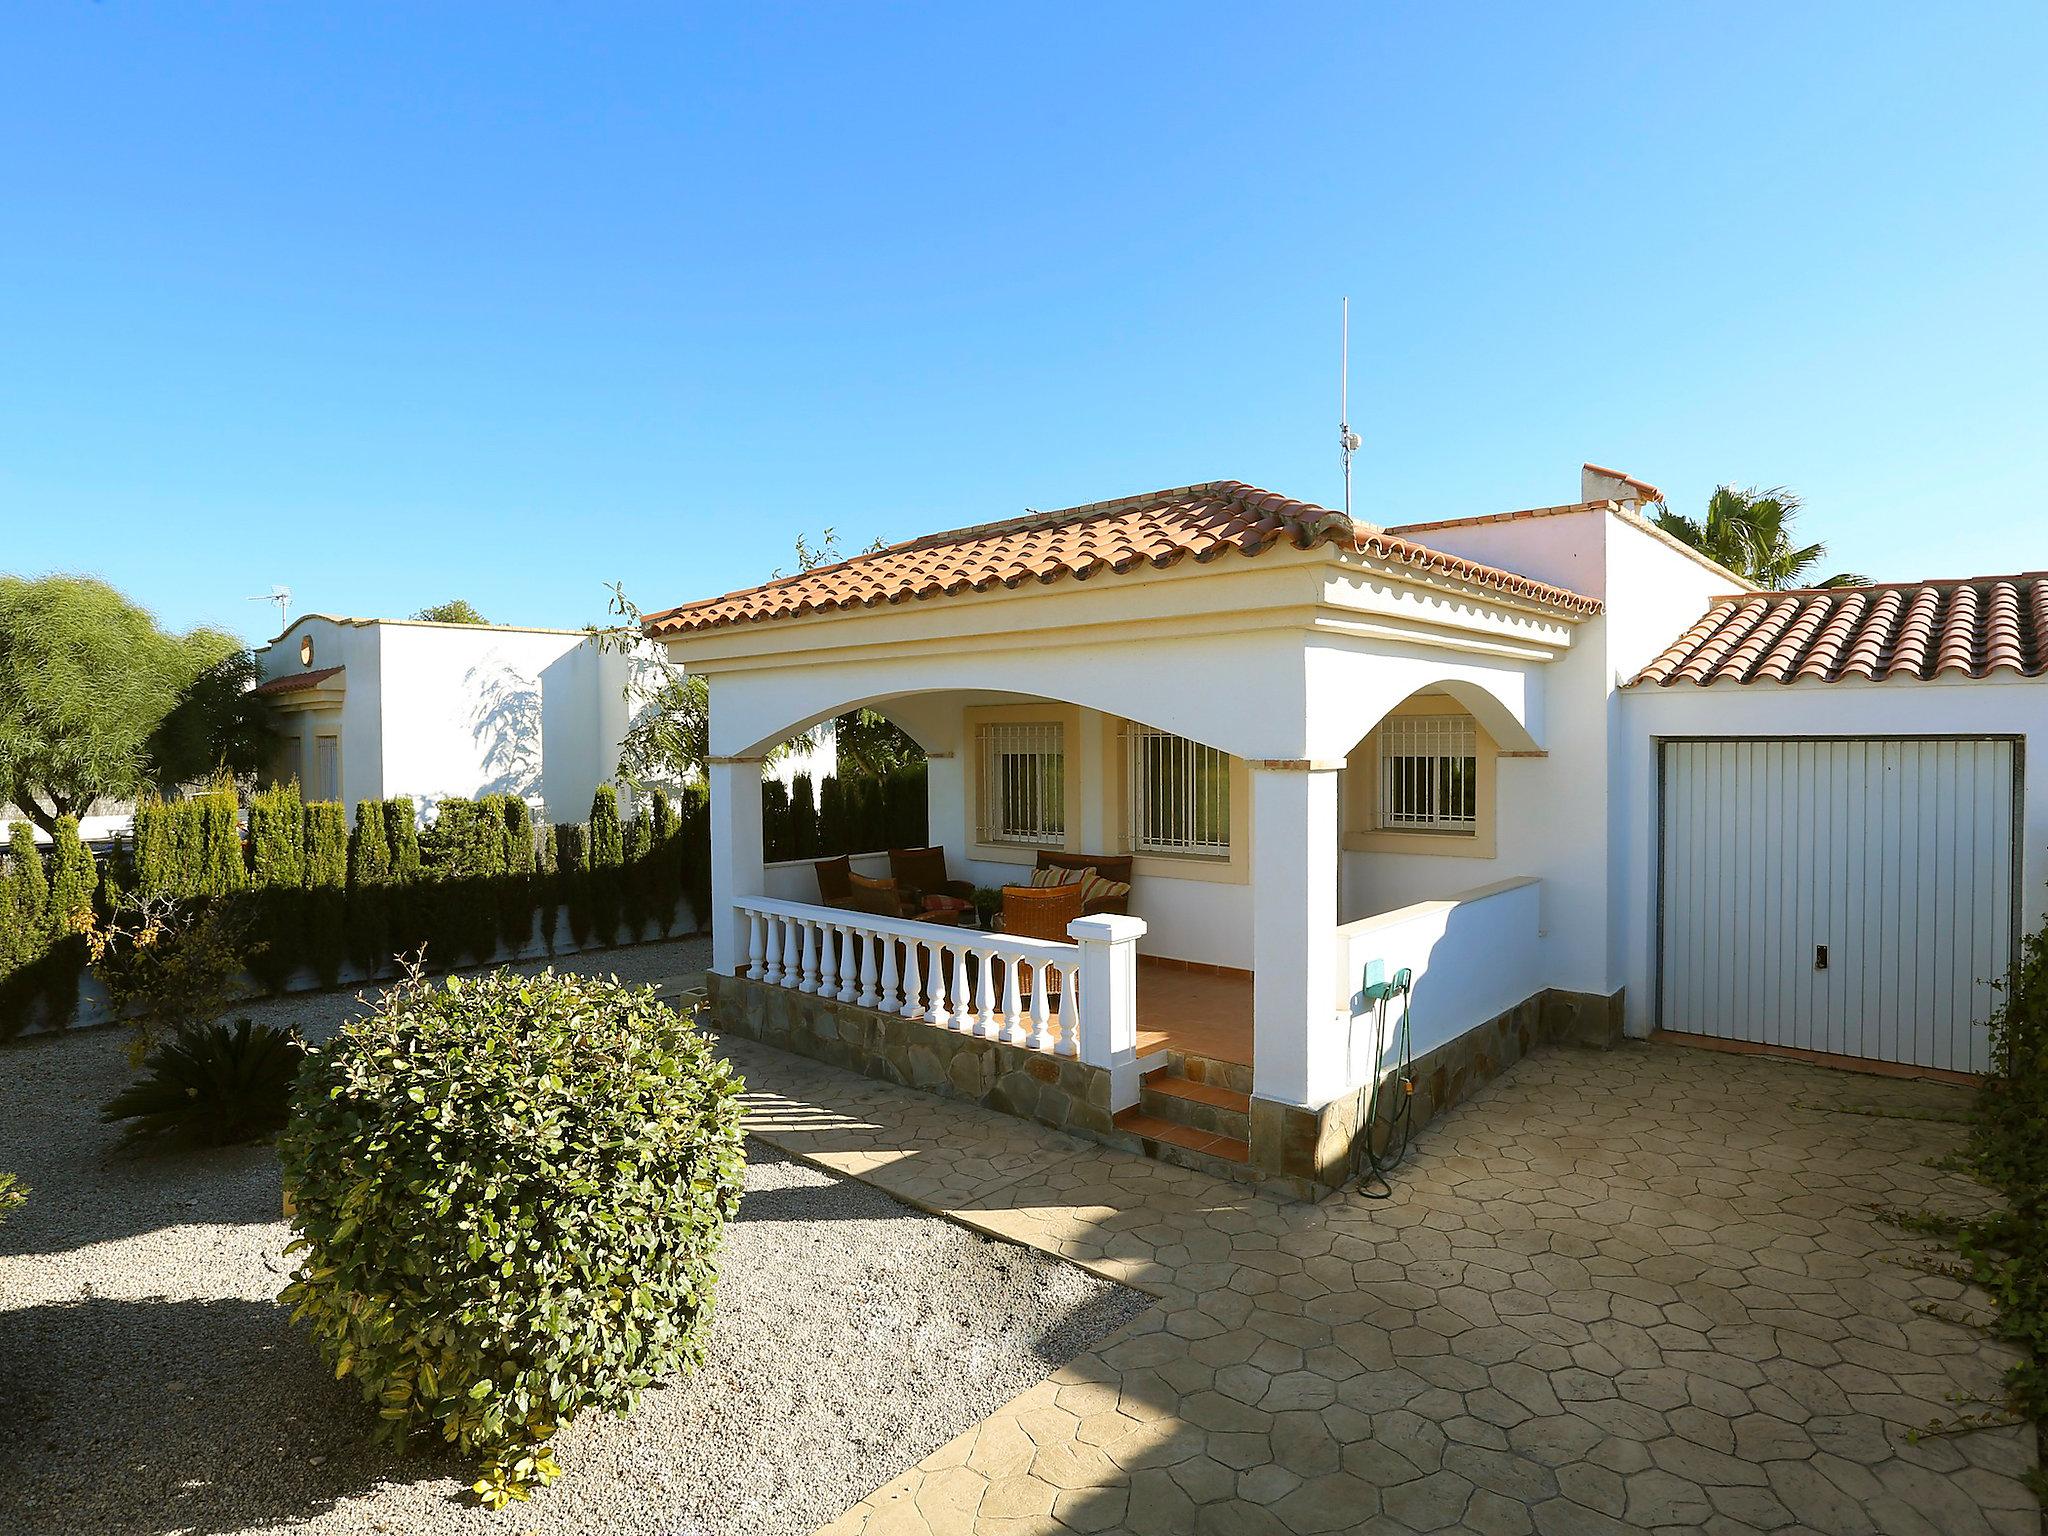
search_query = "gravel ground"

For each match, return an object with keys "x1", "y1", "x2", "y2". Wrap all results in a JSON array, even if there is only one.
[{"x1": 0, "y1": 938, "x2": 1152, "y2": 1536}]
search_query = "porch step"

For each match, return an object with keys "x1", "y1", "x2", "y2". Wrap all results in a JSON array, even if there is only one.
[
  {"x1": 1112, "y1": 1107, "x2": 1250, "y2": 1168},
  {"x1": 1166, "y1": 1049, "x2": 1255, "y2": 1098},
  {"x1": 1140, "y1": 1070, "x2": 1251, "y2": 1142}
]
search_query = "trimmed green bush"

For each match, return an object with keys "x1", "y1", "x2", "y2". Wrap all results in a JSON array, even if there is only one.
[
  {"x1": 278, "y1": 968, "x2": 746, "y2": 1505},
  {"x1": 1, "y1": 824, "x2": 50, "y2": 1033},
  {"x1": 131, "y1": 796, "x2": 178, "y2": 898},
  {"x1": 346, "y1": 801, "x2": 394, "y2": 975},
  {"x1": 819, "y1": 773, "x2": 848, "y2": 859},
  {"x1": 41, "y1": 816, "x2": 95, "y2": 1027},
  {"x1": 678, "y1": 786, "x2": 710, "y2": 934},
  {"x1": 647, "y1": 789, "x2": 681, "y2": 938},
  {"x1": 102, "y1": 1017, "x2": 306, "y2": 1146},
  {"x1": 622, "y1": 813, "x2": 653, "y2": 940},
  {"x1": 534, "y1": 824, "x2": 561, "y2": 955},
  {"x1": 383, "y1": 798, "x2": 424, "y2": 957},
  {"x1": 761, "y1": 777, "x2": 790, "y2": 862},
  {"x1": 554, "y1": 822, "x2": 590, "y2": 948},
  {"x1": 790, "y1": 772, "x2": 817, "y2": 859},
  {"x1": 246, "y1": 783, "x2": 307, "y2": 992},
  {"x1": 303, "y1": 801, "x2": 349, "y2": 987},
  {"x1": 495, "y1": 796, "x2": 535, "y2": 957},
  {"x1": 195, "y1": 782, "x2": 246, "y2": 896},
  {"x1": 588, "y1": 787, "x2": 623, "y2": 947}
]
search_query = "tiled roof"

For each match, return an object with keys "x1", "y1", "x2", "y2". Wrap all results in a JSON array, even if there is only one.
[
  {"x1": 1631, "y1": 575, "x2": 2048, "y2": 687},
  {"x1": 252, "y1": 665, "x2": 344, "y2": 696},
  {"x1": 644, "y1": 481, "x2": 1602, "y2": 636}
]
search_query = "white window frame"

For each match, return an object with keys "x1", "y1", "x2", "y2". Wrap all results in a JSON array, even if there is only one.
[
  {"x1": 1377, "y1": 715, "x2": 1478, "y2": 833},
  {"x1": 1123, "y1": 725, "x2": 1231, "y2": 859},
  {"x1": 975, "y1": 720, "x2": 1066, "y2": 848}
]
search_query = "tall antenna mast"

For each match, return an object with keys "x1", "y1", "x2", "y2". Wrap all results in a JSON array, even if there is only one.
[{"x1": 1338, "y1": 297, "x2": 1362, "y2": 519}]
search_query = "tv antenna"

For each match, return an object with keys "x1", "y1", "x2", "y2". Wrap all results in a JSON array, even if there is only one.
[
  {"x1": 247, "y1": 585, "x2": 292, "y2": 633},
  {"x1": 1339, "y1": 296, "x2": 1362, "y2": 519}
]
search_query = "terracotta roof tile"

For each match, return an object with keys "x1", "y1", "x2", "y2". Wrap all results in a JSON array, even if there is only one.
[
  {"x1": 1631, "y1": 575, "x2": 2048, "y2": 687},
  {"x1": 644, "y1": 481, "x2": 1602, "y2": 636},
  {"x1": 252, "y1": 665, "x2": 344, "y2": 696}
]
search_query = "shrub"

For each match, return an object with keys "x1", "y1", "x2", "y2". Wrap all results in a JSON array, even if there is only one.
[
  {"x1": 130, "y1": 795, "x2": 179, "y2": 898},
  {"x1": 346, "y1": 800, "x2": 394, "y2": 975},
  {"x1": 2, "y1": 823, "x2": 50, "y2": 1031},
  {"x1": 534, "y1": 824, "x2": 560, "y2": 955},
  {"x1": 195, "y1": 781, "x2": 246, "y2": 896},
  {"x1": 497, "y1": 797, "x2": 535, "y2": 957},
  {"x1": 84, "y1": 893, "x2": 252, "y2": 1062},
  {"x1": 41, "y1": 816, "x2": 95, "y2": 1027},
  {"x1": 647, "y1": 788, "x2": 680, "y2": 937},
  {"x1": 554, "y1": 823, "x2": 590, "y2": 948},
  {"x1": 761, "y1": 777, "x2": 790, "y2": 861},
  {"x1": 678, "y1": 786, "x2": 710, "y2": 933},
  {"x1": 790, "y1": 772, "x2": 818, "y2": 859},
  {"x1": 383, "y1": 798, "x2": 424, "y2": 956},
  {"x1": 303, "y1": 801, "x2": 349, "y2": 987},
  {"x1": 278, "y1": 968, "x2": 746, "y2": 1506},
  {"x1": 819, "y1": 773, "x2": 848, "y2": 857},
  {"x1": 588, "y1": 786, "x2": 623, "y2": 947},
  {"x1": 622, "y1": 813, "x2": 653, "y2": 941},
  {"x1": 246, "y1": 783, "x2": 307, "y2": 992},
  {"x1": 102, "y1": 1017, "x2": 305, "y2": 1146}
]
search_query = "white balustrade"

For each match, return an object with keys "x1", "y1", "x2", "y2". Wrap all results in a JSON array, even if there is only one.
[{"x1": 727, "y1": 895, "x2": 1142, "y2": 1073}]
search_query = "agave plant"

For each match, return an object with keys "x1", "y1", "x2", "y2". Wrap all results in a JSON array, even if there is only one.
[{"x1": 102, "y1": 1016, "x2": 307, "y2": 1146}]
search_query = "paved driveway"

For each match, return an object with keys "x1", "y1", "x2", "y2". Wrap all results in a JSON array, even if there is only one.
[{"x1": 726, "y1": 1032, "x2": 2040, "y2": 1535}]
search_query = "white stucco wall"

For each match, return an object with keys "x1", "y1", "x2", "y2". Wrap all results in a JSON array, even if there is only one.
[
  {"x1": 257, "y1": 617, "x2": 650, "y2": 824},
  {"x1": 1618, "y1": 674, "x2": 2048, "y2": 1039}
]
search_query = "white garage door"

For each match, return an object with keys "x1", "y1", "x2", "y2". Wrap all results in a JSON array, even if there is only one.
[{"x1": 1659, "y1": 738, "x2": 2017, "y2": 1074}]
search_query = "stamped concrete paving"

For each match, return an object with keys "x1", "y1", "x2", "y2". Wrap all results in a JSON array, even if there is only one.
[{"x1": 721, "y1": 1030, "x2": 2041, "y2": 1536}]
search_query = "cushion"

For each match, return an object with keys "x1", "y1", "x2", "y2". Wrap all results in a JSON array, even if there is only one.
[
  {"x1": 1075, "y1": 869, "x2": 1131, "y2": 909},
  {"x1": 1030, "y1": 863, "x2": 1087, "y2": 888},
  {"x1": 847, "y1": 872, "x2": 902, "y2": 917},
  {"x1": 921, "y1": 893, "x2": 972, "y2": 914}
]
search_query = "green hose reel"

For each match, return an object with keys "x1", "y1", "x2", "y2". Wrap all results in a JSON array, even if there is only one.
[{"x1": 1354, "y1": 959, "x2": 1415, "y2": 1200}]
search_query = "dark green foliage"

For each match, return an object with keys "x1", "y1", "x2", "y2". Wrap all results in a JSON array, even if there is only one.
[
  {"x1": 622, "y1": 814, "x2": 653, "y2": 940},
  {"x1": 382, "y1": 798, "x2": 424, "y2": 957},
  {"x1": 278, "y1": 968, "x2": 746, "y2": 1505},
  {"x1": 194, "y1": 782, "x2": 246, "y2": 896},
  {"x1": 789, "y1": 773, "x2": 818, "y2": 858},
  {"x1": 1, "y1": 823, "x2": 50, "y2": 1034},
  {"x1": 677, "y1": 786, "x2": 710, "y2": 933},
  {"x1": 102, "y1": 1016, "x2": 305, "y2": 1146},
  {"x1": 346, "y1": 801, "x2": 394, "y2": 975},
  {"x1": 496, "y1": 797, "x2": 535, "y2": 957},
  {"x1": 0, "y1": 1172, "x2": 23, "y2": 1225},
  {"x1": 302, "y1": 801, "x2": 349, "y2": 987},
  {"x1": 246, "y1": 782, "x2": 307, "y2": 992},
  {"x1": 647, "y1": 788, "x2": 681, "y2": 938},
  {"x1": 411, "y1": 599, "x2": 489, "y2": 625},
  {"x1": 423, "y1": 798, "x2": 504, "y2": 966},
  {"x1": 588, "y1": 787, "x2": 623, "y2": 946},
  {"x1": 41, "y1": 816, "x2": 94, "y2": 1026},
  {"x1": 130, "y1": 797, "x2": 177, "y2": 899},
  {"x1": 554, "y1": 822, "x2": 590, "y2": 948},
  {"x1": 760, "y1": 777, "x2": 791, "y2": 862},
  {"x1": 534, "y1": 822, "x2": 560, "y2": 954},
  {"x1": 819, "y1": 773, "x2": 848, "y2": 858}
]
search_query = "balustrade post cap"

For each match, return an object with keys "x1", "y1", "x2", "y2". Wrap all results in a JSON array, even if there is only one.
[{"x1": 1067, "y1": 913, "x2": 1147, "y2": 944}]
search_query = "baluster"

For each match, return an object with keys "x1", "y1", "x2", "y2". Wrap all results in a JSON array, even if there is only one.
[
  {"x1": 830, "y1": 924, "x2": 855, "y2": 1004},
  {"x1": 761, "y1": 915, "x2": 783, "y2": 986},
  {"x1": 1025, "y1": 960, "x2": 1053, "y2": 1050},
  {"x1": 1053, "y1": 961, "x2": 1081, "y2": 1055},
  {"x1": 971, "y1": 946, "x2": 998, "y2": 1037},
  {"x1": 999, "y1": 953, "x2": 1026, "y2": 1045},
  {"x1": 955, "y1": 945, "x2": 980, "y2": 1034},
  {"x1": 856, "y1": 930, "x2": 880, "y2": 1008},
  {"x1": 748, "y1": 911, "x2": 767, "y2": 979},
  {"x1": 780, "y1": 915, "x2": 801, "y2": 989},
  {"x1": 878, "y1": 934, "x2": 901, "y2": 1012},
  {"x1": 815, "y1": 920, "x2": 840, "y2": 997},
  {"x1": 899, "y1": 936, "x2": 924, "y2": 1019},
  {"x1": 925, "y1": 938, "x2": 953, "y2": 1029},
  {"x1": 791, "y1": 920, "x2": 814, "y2": 993}
]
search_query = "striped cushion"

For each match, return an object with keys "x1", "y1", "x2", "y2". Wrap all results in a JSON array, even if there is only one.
[
  {"x1": 1030, "y1": 863, "x2": 1086, "y2": 888},
  {"x1": 1076, "y1": 869, "x2": 1131, "y2": 908}
]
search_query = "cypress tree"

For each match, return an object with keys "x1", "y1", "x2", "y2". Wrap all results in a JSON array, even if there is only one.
[
  {"x1": 7, "y1": 823, "x2": 49, "y2": 940},
  {"x1": 0, "y1": 873, "x2": 21, "y2": 1039},
  {"x1": 554, "y1": 822, "x2": 591, "y2": 948},
  {"x1": 195, "y1": 782, "x2": 247, "y2": 896},
  {"x1": 791, "y1": 772, "x2": 818, "y2": 859},
  {"x1": 167, "y1": 798, "x2": 205, "y2": 898},
  {"x1": 131, "y1": 796, "x2": 176, "y2": 899},
  {"x1": 466, "y1": 795, "x2": 510, "y2": 963},
  {"x1": 497, "y1": 796, "x2": 536, "y2": 958},
  {"x1": 3, "y1": 825, "x2": 50, "y2": 1032},
  {"x1": 648, "y1": 787, "x2": 680, "y2": 937},
  {"x1": 303, "y1": 801, "x2": 349, "y2": 987},
  {"x1": 588, "y1": 786, "x2": 624, "y2": 946},
  {"x1": 761, "y1": 777, "x2": 790, "y2": 861},
  {"x1": 381, "y1": 798, "x2": 423, "y2": 960},
  {"x1": 623, "y1": 813, "x2": 653, "y2": 941},
  {"x1": 346, "y1": 800, "x2": 394, "y2": 975},
  {"x1": 679, "y1": 785, "x2": 711, "y2": 934},
  {"x1": 534, "y1": 821, "x2": 561, "y2": 954},
  {"x1": 245, "y1": 783, "x2": 305, "y2": 993},
  {"x1": 42, "y1": 817, "x2": 95, "y2": 1027},
  {"x1": 819, "y1": 773, "x2": 848, "y2": 858}
]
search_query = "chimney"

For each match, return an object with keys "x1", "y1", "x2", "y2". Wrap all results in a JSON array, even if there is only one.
[{"x1": 1581, "y1": 463, "x2": 1663, "y2": 508}]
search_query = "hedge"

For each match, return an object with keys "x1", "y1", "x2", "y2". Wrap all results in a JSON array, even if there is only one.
[{"x1": 763, "y1": 762, "x2": 927, "y2": 862}]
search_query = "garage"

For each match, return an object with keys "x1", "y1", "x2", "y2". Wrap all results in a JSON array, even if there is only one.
[{"x1": 1658, "y1": 736, "x2": 2019, "y2": 1074}]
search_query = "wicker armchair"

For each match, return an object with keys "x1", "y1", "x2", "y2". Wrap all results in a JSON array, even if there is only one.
[
  {"x1": 814, "y1": 855, "x2": 855, "y2": 908},
  {"x1": 1000, "y1": 881, "x2": 1085, "y2": 1007}
]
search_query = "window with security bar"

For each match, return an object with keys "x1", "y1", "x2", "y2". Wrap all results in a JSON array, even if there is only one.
[
  {"x1": 1378, "y1": 715, "x2": 1478, "y2": 832},
  {"x1": 976, "y1": 721, "x2": 1066, "y2": 846},
  {"x1": 1125, "y1": 726, "x2": 1231, "y2": 858}
]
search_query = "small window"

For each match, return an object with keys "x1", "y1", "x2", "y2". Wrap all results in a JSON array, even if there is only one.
[
  {"x1": 1378, "y1": 716, "x2": 1477, "y2": 832},
  {"x1": 975, "y1": 721, "x2": 1065, "y2": 847},
  {"x1": 1125, "y1": 726, "x2": 1230, "y2": 858}
]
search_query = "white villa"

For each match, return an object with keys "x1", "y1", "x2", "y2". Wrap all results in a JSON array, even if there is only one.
[{"x1": 648, "y1": 466, "x2": 2048, "y2": 1198}]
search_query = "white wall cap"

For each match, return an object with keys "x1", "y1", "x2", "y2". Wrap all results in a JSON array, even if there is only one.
[{"x1": 1068, "y1": 913, "x2": 1148, "y2": 944}]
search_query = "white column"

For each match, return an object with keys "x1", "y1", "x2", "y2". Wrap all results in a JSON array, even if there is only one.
[
  {"x1": 709, "y1": 759, "x2": 766, "y2": 977},
  {"x1": 1250, "y1": 764, "x2": 1343, "y2": 1109},
  {"x1": 1070, "y1": 912, "x2": 1146, "y2": 1110}
]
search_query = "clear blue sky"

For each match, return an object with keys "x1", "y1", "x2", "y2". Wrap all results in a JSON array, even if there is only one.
[{"x1": 4, "y1": 3, "x2": 2043, "y2": 646}]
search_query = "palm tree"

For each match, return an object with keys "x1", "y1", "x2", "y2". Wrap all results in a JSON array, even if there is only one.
[{"x1": 1652, "y1": 485, "x2": 1868, "y2": 590}]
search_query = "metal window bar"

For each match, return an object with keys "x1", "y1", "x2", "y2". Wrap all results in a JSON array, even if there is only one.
[
  {"x1": 977, "y1": 722, "x2": 1066, "y2": 845},
  {"x1": 1378, "y1": 716, "x2": 1478, "y2": 830},
  {"x1": 1123, "y1": 726, "x2": 1231, "y2": 857}
]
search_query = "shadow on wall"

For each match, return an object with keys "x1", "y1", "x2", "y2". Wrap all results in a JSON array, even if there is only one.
[{"x1": 466, "y1": 659, "x2": 544, "y2": 804}]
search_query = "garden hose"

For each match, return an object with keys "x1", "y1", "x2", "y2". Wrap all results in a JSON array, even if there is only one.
[{"x1": 1355, "y1": 966, "x2": 1415, "y2": 1200}]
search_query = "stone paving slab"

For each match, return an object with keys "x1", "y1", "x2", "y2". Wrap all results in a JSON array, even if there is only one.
[{"x1": 720, "y1": 1030, "x2": 2042, "y2": 1536}]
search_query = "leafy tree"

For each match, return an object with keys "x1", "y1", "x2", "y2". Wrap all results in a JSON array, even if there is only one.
[
  {"x1": 411, "y1": 599, "x2": 489, "y2": 625},
  {"x1": 832, "y1": 709, "x2": 924, "y2": 779},
  {"x1": 1652, "y1": 485, "x2": 1869, "y2": 590},
  {"x1": 0, "y1": 576, "x2": 258, "y2": 835},
  {"x1": 147, "y1": 649, "x2": 274, "y2": 793}
]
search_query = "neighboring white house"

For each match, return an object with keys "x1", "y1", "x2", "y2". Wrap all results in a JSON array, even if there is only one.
[
  {"x1": 645, "y1": 465, "x2": 2046, "y2": 1199},
  {"x1": 252, "y1": 614, "x2": 655, "y2": 824}
]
